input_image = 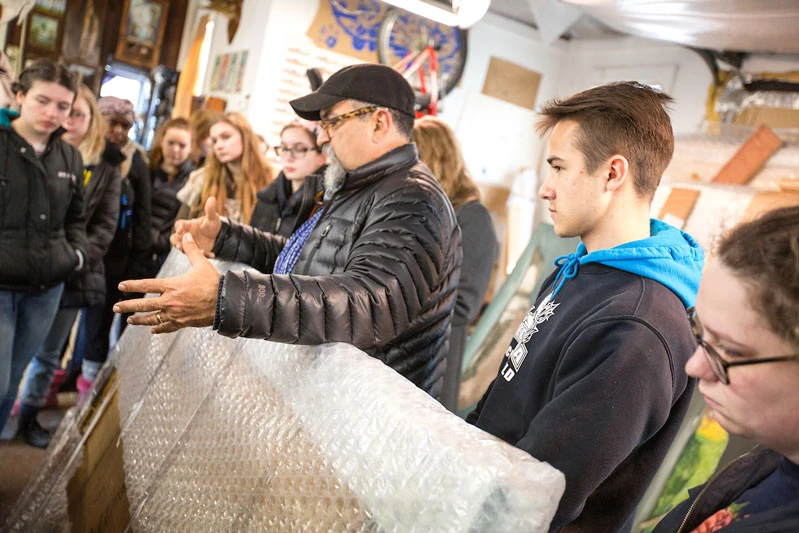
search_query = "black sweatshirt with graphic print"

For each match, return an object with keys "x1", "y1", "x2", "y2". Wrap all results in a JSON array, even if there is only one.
[{"x1": 468, "y1": 263, "x2": 698, "y2": 532}]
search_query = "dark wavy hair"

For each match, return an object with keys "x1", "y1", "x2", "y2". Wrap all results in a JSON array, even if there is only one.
[
  {"x1": 718, "y1": 205, "x2": 799, "y2": 347},
  {"x1": 11, "y1": 59, "x2": 77, "y2": 99}
]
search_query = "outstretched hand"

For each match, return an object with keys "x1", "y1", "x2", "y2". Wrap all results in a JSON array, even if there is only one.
[
  {"x1": 114, "y1": 233, "x2": 222, "y2": 334},
  {"x1": 170, "y1": 197, "x2": 222, "y2": 257}
]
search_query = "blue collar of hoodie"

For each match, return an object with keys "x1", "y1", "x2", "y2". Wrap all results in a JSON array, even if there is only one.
[
  {"x1": 551, "y1": 219, "x2": 705, "y2": 307},
  {"x1": 0, "y1": 108, "x2": 19, "y2": 127}
]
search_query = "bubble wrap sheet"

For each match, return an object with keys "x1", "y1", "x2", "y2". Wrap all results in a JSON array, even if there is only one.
[{"x1": 8, "y1": 252, "x2": 565, "y2": 533}]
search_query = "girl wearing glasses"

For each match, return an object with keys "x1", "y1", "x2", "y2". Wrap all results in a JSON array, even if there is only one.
[
  {"x1": 250, "y1": 121, "x2": 326, "y2": 237},
  {"x1": 652, "y1": 205, "x2": 799, "y2": 533},
  {"x1": 14, "y1": 84, "x2": 123, "y2": 447},
  {"x1": 177, "y1": 112, "x2": 274, "y2": 225}
]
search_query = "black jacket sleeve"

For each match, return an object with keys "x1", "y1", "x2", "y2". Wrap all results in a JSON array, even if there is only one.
[
  {"x1": 128, "y1": 150, "x2": 152, "y2": 275},
  {"x1": 64, "y1": 146, "x2": 89, "y2": 265},
  {"x1": 85, "y1": 164, "x2": 121, "y2": 264},
  {"x1": 213, "y1": 219, "x2": 288, "y2": 273},
  {"x1": 214, "y1": 180, "x2": 461, "y2": 351},
  {"x1": 452, "y1": 201, "x2": 497, "y2": 327}
]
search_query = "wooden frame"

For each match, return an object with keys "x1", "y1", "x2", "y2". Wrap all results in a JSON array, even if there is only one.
[
  {"x1": 27, "y1": 11, "x2": 61, "y2": 54},
  {"x1": 114, "y1": 0, "x2": 170, "y2": 70}
]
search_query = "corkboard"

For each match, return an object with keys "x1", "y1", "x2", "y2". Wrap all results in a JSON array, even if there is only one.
[{"x1": 481, "y1": 57, "x2": 541, "y2": 111}]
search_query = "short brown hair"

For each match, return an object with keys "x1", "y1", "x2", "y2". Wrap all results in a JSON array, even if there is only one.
[
  {"x1": 718, "y1": 205, "x2": 799, "y2": 347},
  {"x1": 536, "y1": 82, "x2": 674, "y2": 200}
]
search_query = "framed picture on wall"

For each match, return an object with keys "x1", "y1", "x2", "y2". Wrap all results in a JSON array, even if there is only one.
[
  {"x1": 27, "y1": 12, "x2": 60, "y2": 52},
  {"x1": 114, "y1": 0, "x2": 170, "y2": 70}
]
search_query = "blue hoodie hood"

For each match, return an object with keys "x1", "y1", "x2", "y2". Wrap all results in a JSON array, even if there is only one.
[
  {"x1": 551, "y1": 219, "x2": 705, "y2": 307},
  {"x1": 0, "y1": 108, "x2": 19, "y2": 127}
]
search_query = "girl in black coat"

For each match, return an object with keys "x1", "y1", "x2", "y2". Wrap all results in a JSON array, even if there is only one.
[
  {"x1": 16, "y1": 85, "x2": 121, "y2": 448},
  {"x1": 250, "y1": 121, "x2": 326, "y2": 237},
  {"x1": 147, "y1": 117, "x2": 195, "y2": 274}
]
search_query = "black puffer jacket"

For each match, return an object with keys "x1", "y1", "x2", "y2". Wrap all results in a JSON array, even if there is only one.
[
  {"x1": 104, "y1": 148, "x2": 152, "y2": 280},
  {"x1": 213, "y1": 144, "x2": 462, "y2": 397},
  {"x1": 150, "y1": 158, "x2": 195, "y2": 259},
  {"x1": 0, "y1": 121, "x2": 89, "y2": 293},
  {"x1": 60, "y1": 141, "x2": 122, "y2": 308},
  {"x1": 249, "y1": 170, "x2": 324, "y2": 238}
]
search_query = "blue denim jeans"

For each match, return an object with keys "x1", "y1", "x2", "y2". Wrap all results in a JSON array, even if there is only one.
[
  {"x1": 0, "y1": 284, "x2": 64, "y2": 432},
  {"x1": 71, "y1": 305, "x2": 113, "y2": 381},
  {"x1": 19, "y1": 308, "x2": 79, "y2": 409}
]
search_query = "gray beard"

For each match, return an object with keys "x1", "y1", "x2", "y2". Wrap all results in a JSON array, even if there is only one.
[{"x1": 323, "y1": 144, "x2": 347, "y2": 194}]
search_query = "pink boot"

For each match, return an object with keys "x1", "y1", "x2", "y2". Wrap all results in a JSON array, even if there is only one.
[
  {"x1": 76, "y1": 375, "x2": 93, "y2": 406},
  {"x1": 41, "y1": 369, "x2": 67, "y2": 410}
]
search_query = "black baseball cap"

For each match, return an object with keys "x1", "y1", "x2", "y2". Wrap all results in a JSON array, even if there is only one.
[{"x1": 290, "y1": 63, "x2": 416, "y2": 121}]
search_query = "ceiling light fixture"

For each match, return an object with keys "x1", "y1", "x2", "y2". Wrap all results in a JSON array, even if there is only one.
[{"x1": 382, "y1": 0, "x2": 491, "y2": 28}]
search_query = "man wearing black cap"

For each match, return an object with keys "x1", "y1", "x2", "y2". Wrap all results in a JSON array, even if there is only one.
[{"x1": 115, "y1": 64, "x2": 462, "y2": 399}]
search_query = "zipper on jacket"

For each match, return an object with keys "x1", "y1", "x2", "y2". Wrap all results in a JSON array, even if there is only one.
[{"x1": 674, "y1": 454, "x2": 746, "y2": 533}]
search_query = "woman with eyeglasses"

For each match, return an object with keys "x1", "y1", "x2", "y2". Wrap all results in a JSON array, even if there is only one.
[
  {"x1": 177, "y1": 112, "x2": 274, "y2": 225},
  {"x1": 651, "y1": 205, "x2": 799, "y2": 533},
  {"x1": 249, "y1": 121, "x2": 326, "y2": 237},
  {"x1": 14, "y1": 84, "x2": 123, "y2": 447}
]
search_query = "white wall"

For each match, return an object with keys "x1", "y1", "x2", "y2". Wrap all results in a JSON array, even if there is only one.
[
  {"x1": 203, "y1": 0, "x2": 275, "y2": 113},
  {"x1": 442, "y1": 12, "x2": 566, "y2": 190},
  {"x1": 557, "y1": 37, "x2": 713, "y2": 136}
]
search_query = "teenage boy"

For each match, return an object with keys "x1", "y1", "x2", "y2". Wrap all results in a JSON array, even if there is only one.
[
  {"x1": 467, "y1": 82, "x2": 706, "y2": 531},
  {"x1": 0, "y1": 60, "x2": 87, "y2": 435}
]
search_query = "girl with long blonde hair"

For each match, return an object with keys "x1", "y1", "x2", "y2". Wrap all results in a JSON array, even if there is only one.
[
  {"x1": 71, "y1": 84, "x2": 106, "y2": 166},
  {"x1": 412, "y1": 115, "x2": 499, "y2": 413},
  {"x1": 178, "y1": 112, "x2": 275, "y2": 224},
  {"x1": 412, "y1": 115, "x2": 481, "y2": 210}
]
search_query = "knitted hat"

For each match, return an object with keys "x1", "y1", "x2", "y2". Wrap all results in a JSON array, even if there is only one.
[{"x1": 97, "y1": 96, "x2": 135, "y2": 126}]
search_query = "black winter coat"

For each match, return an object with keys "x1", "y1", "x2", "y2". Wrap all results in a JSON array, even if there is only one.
[
  {"x1": 0, "y1": 123, "x2": 89, "y2": 292},
  {"x1": 212, "y1": 144, "x2": 462, "y2": 397},
  {"x1": 60, "y1": 141, "x2": 122, "y2": 307},
  {"x1": 105, "y1": 149, "x2": 152, "y2": 280},
  {"x1": 150, "y1": 159, "x2": 195, "y2": 260},
  {"x1": 249, "y1": 170, "x2": 324, "y2": 238},
  {"x1": 652, "y1": 446, "x2": 799, "y2": 533}
]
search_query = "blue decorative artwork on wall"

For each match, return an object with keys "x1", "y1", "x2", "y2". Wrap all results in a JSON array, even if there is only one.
[{"x1": 327, "y1": 0, "x2": 384, "y2": 52}]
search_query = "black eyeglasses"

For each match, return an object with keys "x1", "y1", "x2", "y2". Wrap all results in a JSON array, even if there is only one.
[
  {"x1": 687, "y1": 307, "x2": 799, "y2": 385},
  {"x1": 274, "y1": 145, "x2": 320, "y2": 158},
  {"x1": 318, "y1": 106, "x2": 379, "y2": 134}
]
